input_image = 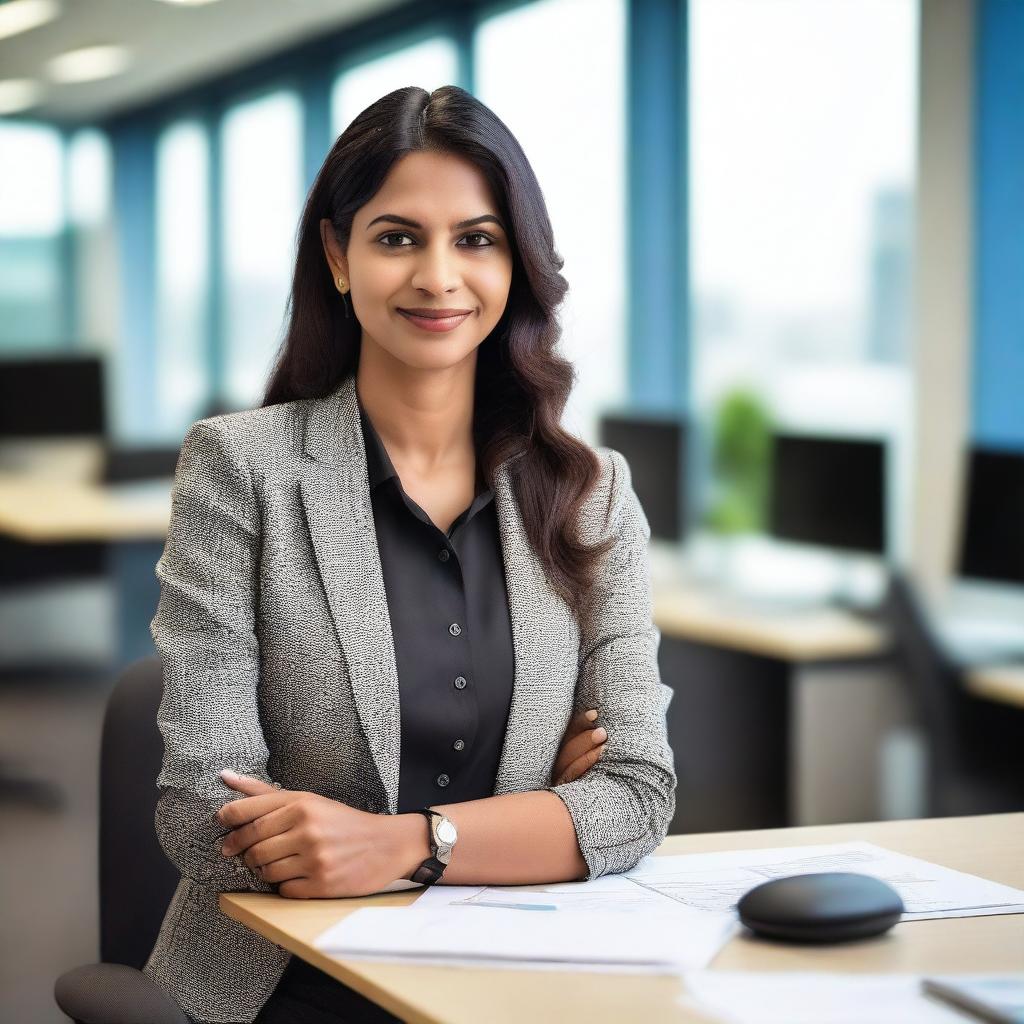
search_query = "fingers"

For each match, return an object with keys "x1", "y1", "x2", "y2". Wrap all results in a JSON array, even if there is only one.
[
  {"x1": 553, "y1": 723, "x2": 608, "y2": 782},
  {"x1": 254, "y1": 853, "x2": 305, "y2": 885},
  {"x1": 555, "y1": 742, "x2": 606, "y2": 785},
  {"x1": 567, "y1": 709, "x2": 599, "y2": 737}
]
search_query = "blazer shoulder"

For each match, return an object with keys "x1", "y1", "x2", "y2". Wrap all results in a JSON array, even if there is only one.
[
  {"x1": 184, "y1": 398, "x2": 312, "y2": 468},
  {"x1": 576, "y1": 444, "x2": 632, "y2": 543}
]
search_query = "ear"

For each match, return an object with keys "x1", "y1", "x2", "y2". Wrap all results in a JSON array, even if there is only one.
[{"x1": 319, "y1": 218, "x2": 348, "y2": 283}]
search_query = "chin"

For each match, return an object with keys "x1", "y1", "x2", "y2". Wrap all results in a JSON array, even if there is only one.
[{"x1": 391, "y1": 342, "x2": 481, "y2": 373}]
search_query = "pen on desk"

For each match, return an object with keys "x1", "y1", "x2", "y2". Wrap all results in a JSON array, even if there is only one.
[{"x1": 464, "y1": 900, "x2": 558, "y2": 911}]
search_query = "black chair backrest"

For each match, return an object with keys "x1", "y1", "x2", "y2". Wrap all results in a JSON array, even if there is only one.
[
  {"x1": 882, "y1": 572, "x2": 978, "y2": 785},
  {"x1": 102, "y1": 446, "x2": 181, "y2": 484},
  {"x1": 98, "y1": 656, "x2": 178, "y2": 969}
]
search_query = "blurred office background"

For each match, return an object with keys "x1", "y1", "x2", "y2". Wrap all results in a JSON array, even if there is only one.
[{"x1": 0, "y1": 0, "x2": 1022, "y2": 1021}]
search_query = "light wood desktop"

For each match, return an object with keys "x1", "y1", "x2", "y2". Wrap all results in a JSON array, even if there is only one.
[
  {"x1": 0, "y1": 472, "x2": 172, "y2": 666},
  {"x1": 221, "y1": 812, "x2": 1024, "y2": 1024},
  {"x1": 966, "y1": 663, "x2": 1024, "y2": 709},
  {"x1": 652, "y1": 582, "x2": 888, "y2": 662},
  {"x1": 0, "y1": 472, "x2": 171, "y2": 542}
]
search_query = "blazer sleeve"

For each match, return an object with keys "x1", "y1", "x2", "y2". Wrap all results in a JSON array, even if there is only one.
[
  {"x1": 545, "y1": 448, "x2": 677, "y2": 880},
  {"x1": 150, "y1": 418, "x2": 278, "y2": 893}
]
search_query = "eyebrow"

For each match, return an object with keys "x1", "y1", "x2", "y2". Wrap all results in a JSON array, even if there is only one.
[{"x1": 366, "y1": 213, "x2": 506, "y2": 233}]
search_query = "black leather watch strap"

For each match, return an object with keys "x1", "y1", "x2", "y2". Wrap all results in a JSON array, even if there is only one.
[{"x1": 410, "y1": 809, "x2": 447, "y2": 886}]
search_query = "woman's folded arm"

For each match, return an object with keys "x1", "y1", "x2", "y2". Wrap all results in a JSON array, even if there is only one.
[
  {"x1": 150, "y1": 419, "x2": 278, "y2": 893},
  {"x1": 544, "y1": 448, "x2": 677, "y2": 880}
]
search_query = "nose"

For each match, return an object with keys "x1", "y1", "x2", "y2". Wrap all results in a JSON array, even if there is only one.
[{"x1": 409, "y1": 238, "x2": 463, "y2": 295}]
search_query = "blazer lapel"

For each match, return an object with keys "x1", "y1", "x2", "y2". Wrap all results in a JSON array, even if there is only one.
[{"x1": 299, "y1": 372, "x2": 569, "y2": 815}]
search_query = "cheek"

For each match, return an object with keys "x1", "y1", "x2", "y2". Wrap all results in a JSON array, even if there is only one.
[{"x1": 474, "y1": 260, "x2": 513, "y2": 308}]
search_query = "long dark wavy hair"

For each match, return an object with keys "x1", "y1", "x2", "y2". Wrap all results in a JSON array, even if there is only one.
[{"x1": 262, "y1": 84, "x2": 615, "y2": 609}]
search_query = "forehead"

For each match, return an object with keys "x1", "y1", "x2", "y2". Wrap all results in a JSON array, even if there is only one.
[{"x1": 358, "y1": 150, "x2": 500, "y2": 223}]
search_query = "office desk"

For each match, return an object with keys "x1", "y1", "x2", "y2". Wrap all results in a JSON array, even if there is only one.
[
  {"x1": 221, "y1": 812, "x2": 1024, "y2": 1024},
  {"x1": 966, "y1": 663, "x2": 1024, "y2": 709},
  {"x1": 0, "y1": 473, "x2": 171, "y2": 667},
  {"x1": 652, "y1": 586, "x2": 887, "y2": 663},
  {"x1": 651, "y1": 582, "x2": 900, "y2": 833}
]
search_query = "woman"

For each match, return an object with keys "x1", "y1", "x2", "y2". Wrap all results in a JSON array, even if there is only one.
[{"x1": 142, "y1": 85, "x2": 676, "y2": 1024}]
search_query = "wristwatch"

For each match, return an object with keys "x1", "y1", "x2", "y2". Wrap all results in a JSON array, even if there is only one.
[{"x1": 410, "y1": 808, "x2": 458, "y2": 885}]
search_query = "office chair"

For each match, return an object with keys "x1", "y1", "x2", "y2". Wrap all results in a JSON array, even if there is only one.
[
  {"x1": 101, "y1": 445, "x2": 182, "y2": 485},
  {"x1": 54, "y1": 655, "x2": 190, "y2": 1024},
  {"x1": 883, "y1": 572, "x2": 1024, "y2": 817}
]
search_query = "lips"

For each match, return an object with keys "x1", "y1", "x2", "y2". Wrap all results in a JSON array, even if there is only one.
[
  {"x1": 397, "y1": 308, "x2": 473, "y2": 333},
  {"x1": 398, "y1": 308, "x2": 472, "y2": 318}
]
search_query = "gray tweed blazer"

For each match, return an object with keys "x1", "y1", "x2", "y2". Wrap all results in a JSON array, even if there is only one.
[{"x1": 142, "y1": 370, "x2": 676, "y2": 1024}]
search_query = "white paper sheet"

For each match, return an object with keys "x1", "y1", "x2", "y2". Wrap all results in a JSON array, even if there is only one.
[
  {"x1": 677, "y1": 972, "x2": 979, "y2": 1024},
  {"x1": 314, "y1": 904, "x2": 737, "y2": 973},
  {"x1": 619, "y1": 841, "x2": 1024, "y2": 921}
]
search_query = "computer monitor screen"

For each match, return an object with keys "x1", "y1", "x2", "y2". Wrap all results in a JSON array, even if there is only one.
[
  {"x1": 598, "y1": 412, "x2": 686, "y2": 542},
  {"x1": 958, "y1": 446, "x2": 1024, "y2": 585},
  {"x1": 768, "y1": 434, "x2": 886, "y2": 554},
  {"x1": 0, "y1": 355, "x2": 105, "y2": 436}
]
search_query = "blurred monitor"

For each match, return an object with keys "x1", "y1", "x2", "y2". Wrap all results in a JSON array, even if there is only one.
[
  {"x1": 0, "y1": 354, "x2": 105, "y2": 436},
  {"x1": 768, "y1": 434, "x2": 886, "y2": 555},
  {"x1": 958, "y1": 446, "x2": 1024, "y2": 585},
  {"x1": 598, "y1": 411, "x2": 686, "y2": 543}
]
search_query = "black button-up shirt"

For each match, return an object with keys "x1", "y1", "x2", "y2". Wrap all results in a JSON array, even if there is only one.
[
  {"x1": 356, "y1": 395, "x2": 515, "y2": 814},
  {"x1": 267, "y1": 400, "x2": 518, "y2": 1015}
]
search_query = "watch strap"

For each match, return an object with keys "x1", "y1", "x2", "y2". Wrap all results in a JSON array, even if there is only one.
[{"x1": 411, "y1": 808, "x2": 448, "y2": 886}]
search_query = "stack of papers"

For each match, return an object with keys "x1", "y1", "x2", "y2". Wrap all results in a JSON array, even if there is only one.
[
  {"x1": 315, "y1": 903, "x2": 736, "y2": 973},
  {"x1": 313, "y1": 841, "x2": 1024, "y2": 974}
]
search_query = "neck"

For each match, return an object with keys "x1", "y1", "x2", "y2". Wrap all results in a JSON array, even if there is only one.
[{"x1": 354, "y1": 339, "x2": 478, "y2": 475}]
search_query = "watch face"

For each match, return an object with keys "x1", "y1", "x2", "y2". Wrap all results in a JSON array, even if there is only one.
[{"x1": 437, "y1": 818, "x2": 458, "y2": 844}]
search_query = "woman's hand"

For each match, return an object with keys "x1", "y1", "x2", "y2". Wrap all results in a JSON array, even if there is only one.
[
  {"x1": 551, "y1": 708, "x2": 607, "y2": 786},
  {"x1": 216, "y1": 771, "x2": 408, "y2": 899}
]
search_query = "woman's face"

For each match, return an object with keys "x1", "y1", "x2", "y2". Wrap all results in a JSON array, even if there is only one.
[{"x1": 321, "y1": 150, "x2": 514, "y2": 373}]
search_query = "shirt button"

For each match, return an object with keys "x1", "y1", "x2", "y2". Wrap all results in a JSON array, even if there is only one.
[
  {"x1": 436, "y1": 773, "x2": 450, "y2": 787},
  {"x1": 449, "y1": 622, "x2": 462, "y2": 636},
  {"x1": 453, "y1": 739, "x2": 465, "y2": 751},
  {"x1": 454, "y1": 676, "x2": 467, "y2": 690},
  {"x1": 438, "y1": 548, "x2": 450, "y2": 562}
]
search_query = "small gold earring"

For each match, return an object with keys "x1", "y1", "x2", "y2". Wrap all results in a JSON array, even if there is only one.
[{"x1": 337, "y1": 275, "x2": 347, "y2": 293}]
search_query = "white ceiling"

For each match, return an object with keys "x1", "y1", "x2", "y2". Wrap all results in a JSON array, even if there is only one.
[{"x1": 1, "y1": 0, "x2": 407, "y2": 124}]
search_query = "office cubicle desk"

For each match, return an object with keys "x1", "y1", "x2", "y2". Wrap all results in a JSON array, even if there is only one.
[
  {"x1": 0, "y1": 473, "x2": 172, "y2": 668},
  {"x1": 967, "y1": 663, "x2": 1024, "y2": 709},
  {"x1": 651, "y1": 581, "x2": 896, "y2": 834},
  {"x1": 221, "y1": 813, "x2": 1024, "y2": 1024}
]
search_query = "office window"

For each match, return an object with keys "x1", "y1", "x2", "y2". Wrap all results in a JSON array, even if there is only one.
[
  {"x1": 67, "y1": 129, "x2": 111, "y2": 229},
  {"x1": 689, "y1": 0, "x2": 917, "y2": 434},
  {"x1": 332, "y1": 36, "x2": 458, "y2": 138},
  {"x1": 221, "y1": 90, "x2": 302, "y2": 409},
  {"x1": 155, "y1": 119, "x2": 210, "y2": 437},
  {"x1": 689, "y1": 0, "x2": 918, "y2": 557},
  {"x1": 67, "y1": 128, "x2": 118, "y2": 381},
  {"x1": 475, "y1": 0, "x2": 628, "y2": 445},
  {"x1": 0, "y1": 121, "x2": 64, "y2": 350}
]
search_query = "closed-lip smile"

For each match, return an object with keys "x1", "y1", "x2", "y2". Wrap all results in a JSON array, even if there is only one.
[
  {"x1": 397, "y1": 307, "x2": 474, "y2": 334},
  {"x1": 398, "y1": 307, "x2": 472, "y2": 318}
]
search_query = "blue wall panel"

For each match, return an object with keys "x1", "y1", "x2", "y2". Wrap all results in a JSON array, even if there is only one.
[{"x1": 974, "y1": 0, "x2": 1024, "y2": 447}]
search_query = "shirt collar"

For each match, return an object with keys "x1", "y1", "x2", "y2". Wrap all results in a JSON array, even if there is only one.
[
  {"x1": 356, "y1": 396, "x2": 398, "y2": 491},
  {"x1": 356, "y1": 393, "x2": 495, "y2": 506}
]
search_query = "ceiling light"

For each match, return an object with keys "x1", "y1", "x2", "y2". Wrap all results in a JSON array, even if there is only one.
[
  {"x1": 46, "y1": 45, "x2": 133, "y2": 84},
  {"x1": 0, "y1": 78, "x2": 44, "y2": 114},
  {"x1": 0, "y1": 0, "x2": 60, "y2": 42}
]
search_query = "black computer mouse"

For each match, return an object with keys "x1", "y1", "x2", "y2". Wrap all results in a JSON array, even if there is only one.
[{"x1": 737, "y1": 872, "x2": 904, "y2": 943}]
